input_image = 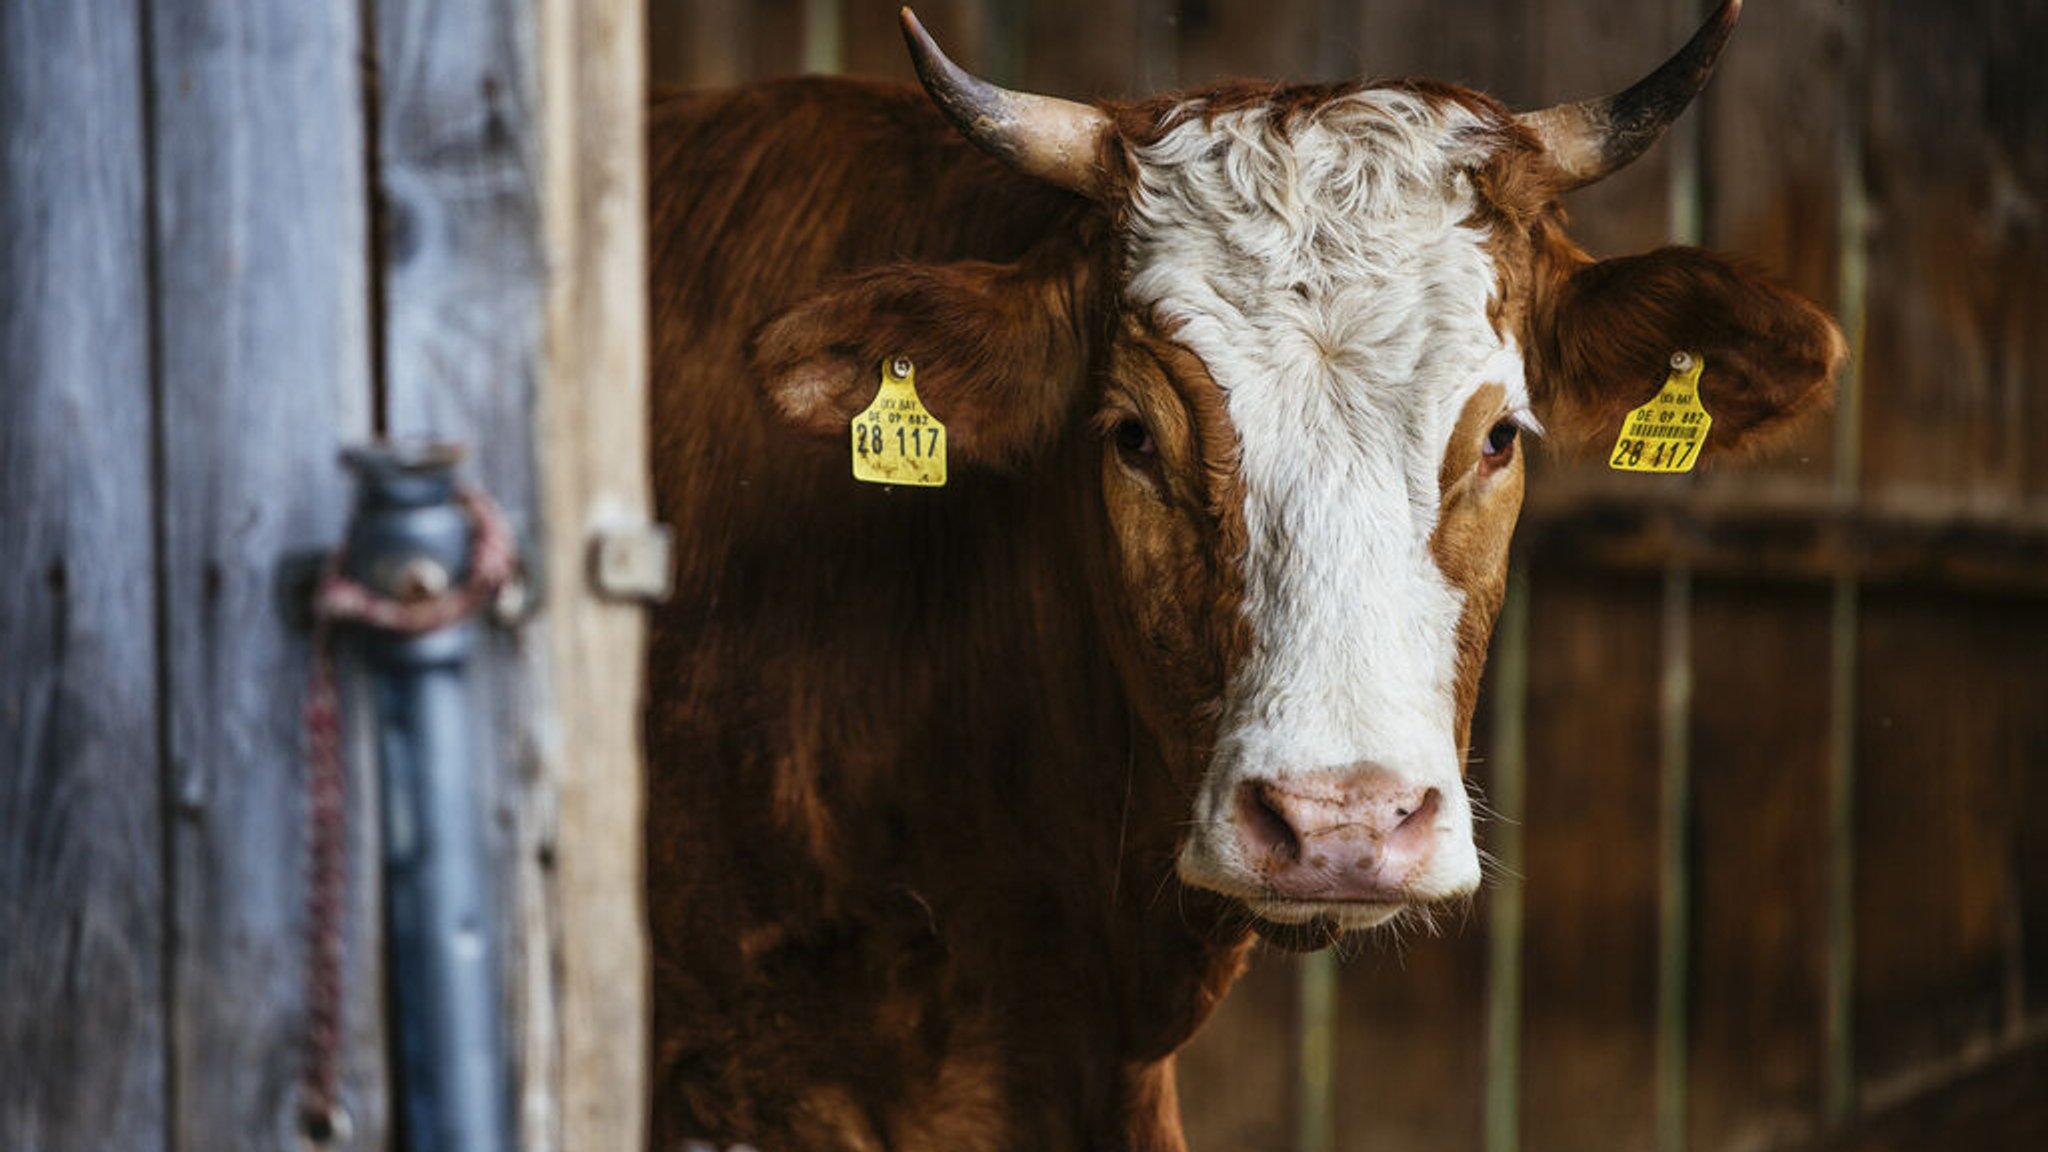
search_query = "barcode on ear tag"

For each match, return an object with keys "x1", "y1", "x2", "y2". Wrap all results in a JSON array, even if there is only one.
[
  {"x1": 851, "y1": 356, "x2": 947, "y2": 487},
  {"x1": 1610, "y1": 352, "x2": 1712, "y2": 474}
]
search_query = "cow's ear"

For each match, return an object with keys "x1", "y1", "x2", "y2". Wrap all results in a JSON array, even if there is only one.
[
  {"x1": 1527, "y1": 245, "x2": 1845, "y2": 461},
  {"x1": 750, "y1": 256, "x2": 1092, "y2": 469}
]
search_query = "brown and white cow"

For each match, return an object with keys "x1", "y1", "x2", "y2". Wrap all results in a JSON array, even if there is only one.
[{"x1": 646, "y1": 1, "x2": 1841, "y2": 1147}]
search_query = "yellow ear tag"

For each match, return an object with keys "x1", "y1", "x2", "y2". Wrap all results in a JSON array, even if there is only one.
[
  {"x1": 1609, "y1": 351, "x2": 1712, "y2": 473},
  {"x1": 851, "y1": 355, "x2": 947, "y2": 487}
]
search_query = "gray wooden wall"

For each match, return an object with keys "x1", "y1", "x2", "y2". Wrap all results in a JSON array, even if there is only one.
[{"x1": 0, "y1": 0, "x2": 651, "y2": 1149}]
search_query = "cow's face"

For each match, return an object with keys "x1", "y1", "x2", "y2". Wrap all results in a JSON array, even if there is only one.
[
  {"x1": 1095, "y1": 89, "x2": 1538, "y2": 932},
  {"x1": 757, "y1": 0, "x2": 1842, "y2": 941}
]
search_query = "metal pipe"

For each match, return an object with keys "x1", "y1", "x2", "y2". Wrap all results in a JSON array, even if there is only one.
[{"x1": 342, "y1": 441, "x2": 513, "y2": 1152}]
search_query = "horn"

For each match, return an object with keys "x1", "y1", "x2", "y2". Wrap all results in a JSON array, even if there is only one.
[
  {"x1": 1518, "y1": 0, "x2": 1743, "y2": 190},
  {"x1": 899, "y1": 7, "x2": 1112, "y2": 199}
]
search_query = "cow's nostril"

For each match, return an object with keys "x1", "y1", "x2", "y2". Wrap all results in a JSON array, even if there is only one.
[
  {"x1": 1236, "y1": 781, "x2": 1302, "y2": 866},
  {"x1": 1395, "y1": 788, "x2": 1442, "y2": 832}
]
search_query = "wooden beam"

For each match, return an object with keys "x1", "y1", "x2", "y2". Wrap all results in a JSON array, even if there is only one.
[
  {"x1": 0, "y1": 2, "x2": 167, "y2": 1147},
  {"x1": 1517, "y1": 480, "x2": 2048, "y2": 594},
  {"x1": 145, "y1": 1, "x2": 386, "y2": 1148},
  {"x1": 537, "y1": 0, "x2": 653, "y2": 1147}
]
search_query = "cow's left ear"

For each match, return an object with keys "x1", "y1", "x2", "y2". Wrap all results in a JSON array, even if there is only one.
[
  {"x1": 1527, "y1": 245, "x2": 1846, "y2": 461},
  {"x1": 750, "y1": 254, "x2": 1093, "y2": 470}
]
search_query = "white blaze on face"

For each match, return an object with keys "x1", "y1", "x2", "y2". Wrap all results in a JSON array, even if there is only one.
[{"x1": 1125, "y1": 90, "x2": 1532, "y2": 915}]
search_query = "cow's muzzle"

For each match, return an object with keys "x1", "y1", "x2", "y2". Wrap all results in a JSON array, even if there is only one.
[{"x1": 1180, "y1": 762, "x2": 1480, "y2": 932}]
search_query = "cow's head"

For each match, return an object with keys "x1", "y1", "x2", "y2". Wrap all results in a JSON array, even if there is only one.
[{"x1": 756, "y1": 0, "x2": 1841, "y2": 942}]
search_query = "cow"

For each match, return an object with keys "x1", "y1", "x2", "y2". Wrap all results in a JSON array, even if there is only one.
[{"x1": 644, "y1": 1, "x2": 1841, "y2": 1147}]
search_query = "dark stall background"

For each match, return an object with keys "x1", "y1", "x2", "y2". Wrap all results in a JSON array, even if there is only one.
[{"x1": 647, "y1": 2, "x2": 2048, "y2": 1150}]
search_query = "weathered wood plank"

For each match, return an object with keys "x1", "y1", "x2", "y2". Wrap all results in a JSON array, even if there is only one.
[
  {"x1": 0, "y1": 2, "x2": 167, "y2": 1149},
  {"x1": 1687, "y1": 581, "x2": 1831, "y2": 1152},
  {"x1": 373, "y1": 0, "x2": 549, "y2": 1144},
  {"x1": 1859, "y1": 0, "x2": 2048, "y2": 504},
  {"x1": 1334, "y1": 926, "x2": 1488, "y2": 1151},
  {"x1": 648, "y1": 0, "x2": 750, "y2": 87},
  {"x1": 1519, "y1": 571, "x2": 1664, "y2": 1152},
  {"x1": 535, "y1": 0, "x2": 653, "y2": 1146},
  {"x1": 1852, "y1": 590, "x2": 2036, "y2": 1101},
  {"x1": 1175, "y1": 0, "x2": 1326, "y2": 86},
  {"x1": 648, "y1": 0, "x2": 808, "y2": 88},
  {"x1": 144, "y1": 3, "x2": 384, "y2": 1150},
  {"x1": 1799, "y1": 1039, "x2": 2048, "y2": 1152},
  {"x1": 1515, "y1": 480, "x2": 2048, "y2": 595},
  {"x1": 1179, "y1": 952, "x2": 1302, "y2": 1152},
  {"x1": 844, "y1": 0, "x2": 979, "y2": 82},
  {"x1": 1021, "y1": 0, "x2": 1148, "y2": 99},
  {"x1": 1352, "y1": 0, "x2": 1534, "y2": 104}
]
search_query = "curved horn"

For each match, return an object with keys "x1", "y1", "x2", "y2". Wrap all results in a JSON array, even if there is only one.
[
  {"x1": 899, "y1": 7, "x2": 1112, "y2": 199},
  {"x1": 1519, "y1": 0, "x2": 1743, "y2": 190}
]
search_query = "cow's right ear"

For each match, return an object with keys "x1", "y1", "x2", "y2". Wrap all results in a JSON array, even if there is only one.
[
  {"x1": 1526, "y1": 243, "x2": 1846, "y2": 462},
  {"x1": 751, "y1": 256, "x2": 1093, "y2": 470}
]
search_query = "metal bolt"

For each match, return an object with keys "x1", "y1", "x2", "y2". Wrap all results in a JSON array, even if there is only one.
[
  {"x1": 889, "y1": 355, "x2": 913, "y2": 379},
  {"x1": 298, "y1": 1102, "x2": 354, "y2": 1150},
  {"x1": 1670, "y1": 350, "x2": 1695, "y2": 372},
  {"x1": 392, "y1": 556, "x2": 451, "y2": 603}
]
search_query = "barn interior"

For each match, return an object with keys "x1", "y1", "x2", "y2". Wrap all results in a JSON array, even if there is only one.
[{"x1": 3, "y1": 2, "x2": 2042, "y2": 1151}]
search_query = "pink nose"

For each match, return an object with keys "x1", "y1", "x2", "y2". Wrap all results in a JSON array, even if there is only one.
[{"x1": 1233, "y1": 767, "x2": 1444, "y2": 902}]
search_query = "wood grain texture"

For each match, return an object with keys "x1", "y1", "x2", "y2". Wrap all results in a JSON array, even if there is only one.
[
  {"x1": 1519, "y1": 571, "x2": 1664, "y2": 1152},
  {"x1": 144, "y1": 2, "x2": 384, "y2": 1149},
  {"x1": 1687, "y1": 581, "x2": 1832, "y2": 1152},
  {"x1": 648, "y1": 0, "x2": 750, "y2": 87},
  {"x1": 1352, "y1": 0, "x2": 1534, "y2": 106},
  {"x1": 649, "y1": 0, "x2": 808, "y2": 88},
  {"x1": 536, "y1": 0, "x2": 653, "y2": 1146},
  {"x1": 1333, "y1": 926, "x2": 1488, "y2": 1151},
  {"x1": 1858, "y1": 0, "x2": 2048, "y2": 502},
  {"x1": 844, "y1": 0, "x2": 978, "y2": 82},
  {"x1": 373, "y1": 0, "x2": 548, "y2": 1144},
  {"x1": 1852, "y1": 590, "x2": 2038, "y2": 1101},
  {"x1": 1178, "y1": 951, "x2": 1302, "y2": 1152},
  {"x1": 1021, "y1": 0, "x2": 1149, "y2": 98},
  {"x1": 0, "y1": 2, "x2": 167, "y2": 1148},
  {"x1": 1800, "y1": 1039, "x2": 2048, "y2": 1152},
  {"x1": 1174, "y1": 0, "x2": 1326, "y2": 86}
]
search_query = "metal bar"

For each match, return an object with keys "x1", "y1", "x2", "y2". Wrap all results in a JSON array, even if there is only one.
[
  {"x1": 343, "y1": 444, "x2": 513, "y2": 1152},
  {"x1": 1484, "y1": 567, "x2": 1532, "y2": 1152},
  {"x1": 1296, "y1": 951, "x2": 1338, "y2": 1152}
]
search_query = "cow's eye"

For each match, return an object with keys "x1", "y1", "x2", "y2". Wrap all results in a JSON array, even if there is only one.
[
  {"x1": 1112, "y1": 418, "x2": 1156, "y2": 458},
  {"x1": 1481, "y1": 419, "x2": 1519, "y2": 464}
]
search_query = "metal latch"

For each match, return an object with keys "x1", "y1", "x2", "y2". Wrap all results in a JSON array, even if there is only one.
[{"x1": 589, "y1": 524, "x2": 674, "y2": 604}]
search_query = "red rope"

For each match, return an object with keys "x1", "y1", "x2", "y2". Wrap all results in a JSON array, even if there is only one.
[{"x1": 297, "y1": 483, "x2": 516, "y2": 1139}]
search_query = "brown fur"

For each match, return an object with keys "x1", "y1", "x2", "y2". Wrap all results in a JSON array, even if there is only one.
[
  {"x1": 647, "y1": 78, "x2": 1250, "y2": 1152},
  {"x1": 645, "y1": 64, "x2": 1841, "y2": 1152},
  {"x1": 1431, "y1": 384, "x2": 1526, "y2": 753}
]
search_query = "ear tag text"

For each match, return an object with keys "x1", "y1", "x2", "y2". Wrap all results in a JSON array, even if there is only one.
[
  {"x1": 1609, "y1": 351, "x2": 1711, "y2": 474},
  {"x1": 852, "y1": 355, "x2": 947, "y2": 487}
]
